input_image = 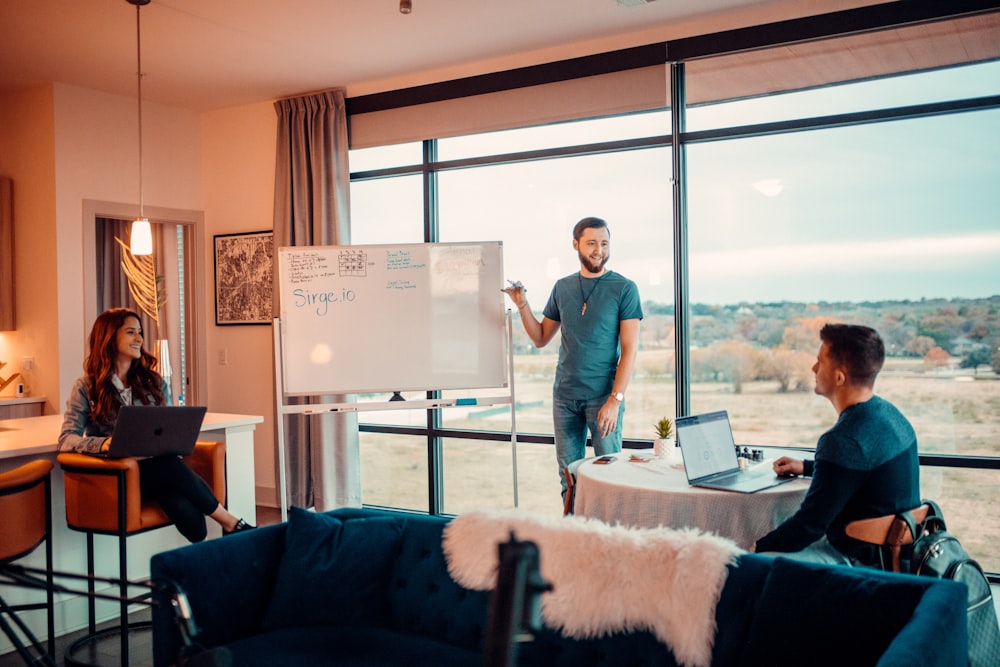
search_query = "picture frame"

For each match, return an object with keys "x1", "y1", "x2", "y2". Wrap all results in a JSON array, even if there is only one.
[{"x1": 213, "y1": 231, "x2": 273, "y2": 325}]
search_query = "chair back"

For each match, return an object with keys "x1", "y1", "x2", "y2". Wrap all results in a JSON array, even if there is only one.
[
  {"x1": 845, "y1": 503, "x2": 931, "y2": 572},
  {"x1": 562, "y1": 467, "x2": 576, "y2": 516},
  {"x1": 0, "y1": 460, "x2": 53, "y2": 563},
  {"x1": 57, "y1": 441, "x2": 226, "y2": 535}
]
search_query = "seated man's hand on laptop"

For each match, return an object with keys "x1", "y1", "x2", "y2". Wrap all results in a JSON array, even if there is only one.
[{"x1": 773, "y1": 457, "x2": 803, "y2": 477}]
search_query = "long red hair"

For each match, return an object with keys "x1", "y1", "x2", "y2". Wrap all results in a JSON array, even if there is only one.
[{"x1": 84, "y1": 308, "x2": 164, "y2": 427}]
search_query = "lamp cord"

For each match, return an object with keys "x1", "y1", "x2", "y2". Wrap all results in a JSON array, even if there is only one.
[{"x1": 135, "y1": 2, "x2": 144, "y2": 218}]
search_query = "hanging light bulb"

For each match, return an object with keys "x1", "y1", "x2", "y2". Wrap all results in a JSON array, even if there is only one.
[
  {"x1": 128, "y1": 0, "x2": 153, "y2": 255},
  {"x1": 400, "y1": 0, "x2": 412, "y2": 14},
  {"x1": 130, "y1": 217, "x2": 153, "y2": 255}
]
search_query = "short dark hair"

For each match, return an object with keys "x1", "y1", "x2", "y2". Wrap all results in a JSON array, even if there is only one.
[
  {"x1": 820, "y1": 323, "x2": 885, "y2": 387},
  {"x1": 573, "y1": 216, "x2": 609, "y2": 241}
]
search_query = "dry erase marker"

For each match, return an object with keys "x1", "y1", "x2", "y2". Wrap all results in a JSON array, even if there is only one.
[{"x1": 507, "y1": 280, "x2": 526, "y2": 293}]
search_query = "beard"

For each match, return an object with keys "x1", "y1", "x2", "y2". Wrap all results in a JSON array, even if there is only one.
[{"x1": 578, "y1": 249, "x2": 609, "y2": 275}]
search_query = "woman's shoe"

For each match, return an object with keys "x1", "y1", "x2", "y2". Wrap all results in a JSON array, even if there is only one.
[{"x1": 224, "y1": 518, "x2": 256, "y2": 536}]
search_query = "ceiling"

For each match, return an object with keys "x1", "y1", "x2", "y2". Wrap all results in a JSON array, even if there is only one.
[{"x1": 0, "y1": 0, "x2": 855, "y2": 112}]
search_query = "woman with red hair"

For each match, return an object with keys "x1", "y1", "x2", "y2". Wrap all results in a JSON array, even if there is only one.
[{"x1": 59, "y1": 308, "x2": 254, "y2": 542}]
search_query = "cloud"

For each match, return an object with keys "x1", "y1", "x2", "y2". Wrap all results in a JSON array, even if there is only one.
[{"x1": 691, "y1": 232, "x2": 1000, "y2": 277}]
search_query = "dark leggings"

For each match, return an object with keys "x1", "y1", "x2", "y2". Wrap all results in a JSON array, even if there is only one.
[{"x1": 139, "y1": 456, "x2": 220, "y2": 543}]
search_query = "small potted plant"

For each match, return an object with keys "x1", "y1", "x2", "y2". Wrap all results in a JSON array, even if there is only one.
[{"x1": 653, "y1": 417, "x2": 676, "y2": 459}]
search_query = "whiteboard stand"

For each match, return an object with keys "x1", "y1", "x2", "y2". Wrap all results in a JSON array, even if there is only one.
[
  {"x1": 272, "y1": 318, "x2": 290, "y2": 522},
  {"x1": 272, "y1": 314, "x2": 519, "y2": 521},
  {"x1": 506, "y1": 310, "x2": 519, "y2": 508}
]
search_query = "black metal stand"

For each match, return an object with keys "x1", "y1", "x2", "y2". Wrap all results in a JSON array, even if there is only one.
[
  {"x1": 0, "y1": 591, "x2": 56, "y2": 667},
  {"x1": 0, "y1": 562, "x2": 227, "y2": 667},
  {"x1": 482, "y1": 532, "x2": 552, "y2": 667}
]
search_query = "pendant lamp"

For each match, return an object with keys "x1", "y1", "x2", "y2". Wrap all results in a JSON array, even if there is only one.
[{"x1": 128, "y1": 0, "x2": 153, "y2": 256}]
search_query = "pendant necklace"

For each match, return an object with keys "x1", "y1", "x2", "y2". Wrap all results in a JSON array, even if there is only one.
[{"x1": 579, "y1": 271, "x2": 608, "y2": 316}]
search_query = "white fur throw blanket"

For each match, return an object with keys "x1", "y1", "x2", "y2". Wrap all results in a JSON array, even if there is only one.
[{"x1": 442, "y1": 511, "x2": 742, "y2": 667}]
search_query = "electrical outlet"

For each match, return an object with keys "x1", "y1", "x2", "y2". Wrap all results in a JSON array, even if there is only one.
[
  {"x1": 22, "y1": 356, "x2": 34, "y2": 371},
  {"x1": 218, "y1": 348, "x2": 228, "y2": 365}
]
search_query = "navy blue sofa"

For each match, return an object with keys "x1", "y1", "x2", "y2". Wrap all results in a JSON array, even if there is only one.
[{"x1": 151, "y1": 507, "x2": 967, "y2": 667}]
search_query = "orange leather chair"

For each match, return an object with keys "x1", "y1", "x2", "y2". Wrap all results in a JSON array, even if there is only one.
[
  {"x1": 57, "y1": 441, "x2": 226, "y2": 666},
  {"x1": 0, "y1": 459, "x2": 55, "y2": 664},
  {"x1": 562, "y1": 466, "x2": 576, "y2": 516},
  {"x1": 844, "y1": 503, "x2": 931, "y2": 572}
]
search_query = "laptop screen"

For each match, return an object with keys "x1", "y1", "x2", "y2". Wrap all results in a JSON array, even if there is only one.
[{"x1": 676, "y1": 410, "x2": 739, "y2": 481}]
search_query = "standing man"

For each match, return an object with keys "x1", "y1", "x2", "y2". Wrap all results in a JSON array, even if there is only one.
[
  {"x1": 503, "y1": 217, "x2": 643, "y2": 498},
  {"x1": 754, "y1": 323, "x2": 920, "y2": 565}
]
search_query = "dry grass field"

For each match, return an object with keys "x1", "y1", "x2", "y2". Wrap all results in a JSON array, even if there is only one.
[{"x1": 359, "y1": 355, "x2": 1000, "y2": 572}]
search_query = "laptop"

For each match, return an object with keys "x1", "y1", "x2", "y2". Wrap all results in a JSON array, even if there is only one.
[
  {"x1": 104, "y1": 405, "x2": 208, "y2": 459},
  {"x1": 675, "y1": 410, "x2": 796, "y2": 493}
]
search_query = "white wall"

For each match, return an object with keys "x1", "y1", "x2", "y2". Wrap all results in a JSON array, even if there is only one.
[
  {"x1": 0, "y1": 86, "x2": 57, "y2": 410},
  {"x1": 52, "y1": 83, "x2": 202, "y2": 407},
  {"x1": 202, "y1": 101, "x2": 279, "y2": 503}
]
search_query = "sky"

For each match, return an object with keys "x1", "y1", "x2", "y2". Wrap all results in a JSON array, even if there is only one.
[{"x1": 350, "y1": 60, "x2": 1000, "y2": 307}]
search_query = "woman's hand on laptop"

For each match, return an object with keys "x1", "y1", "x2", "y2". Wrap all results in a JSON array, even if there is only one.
[
  {"x1": 773, "y1": 457, "x2": 803, "y2": 477},
  {"x1": 100, "y1": 438, "x2": 111, "y2": 453}
]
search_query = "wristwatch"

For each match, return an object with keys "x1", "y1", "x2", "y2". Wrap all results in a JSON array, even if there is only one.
[{"x1": 611, "y1": 391, "x2": 624, "y2": 402}]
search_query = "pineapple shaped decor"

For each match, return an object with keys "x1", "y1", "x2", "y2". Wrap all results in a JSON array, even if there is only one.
[{"x1": 654, "y1": 417, "x2": 678, "y2": 460}]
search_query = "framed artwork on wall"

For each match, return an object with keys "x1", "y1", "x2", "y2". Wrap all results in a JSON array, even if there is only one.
[{"x1": 213, "y1": 231, "x2": 273, "y2": 325}]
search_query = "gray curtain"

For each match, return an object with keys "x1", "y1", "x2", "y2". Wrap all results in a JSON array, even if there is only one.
[{"x1": 272, "y1": 89, "x2": 360, "y2": 511}]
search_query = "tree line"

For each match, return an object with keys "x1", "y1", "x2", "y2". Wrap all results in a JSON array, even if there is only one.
[{"x1": 514, "y1": 295, "x2": 1000, "y2": 392}]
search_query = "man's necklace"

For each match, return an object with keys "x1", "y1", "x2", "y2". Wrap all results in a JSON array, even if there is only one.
[{"x1": 578, "y1": 271, "x2": 609, "y2": 316}]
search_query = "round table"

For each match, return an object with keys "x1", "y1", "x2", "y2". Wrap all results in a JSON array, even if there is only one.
[{"x1": 573, "y1": 452, "x2": 809, "y2": 549}]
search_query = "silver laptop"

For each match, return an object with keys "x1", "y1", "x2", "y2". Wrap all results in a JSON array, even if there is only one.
[
  {"x1": 676, "y1": 410, "x2": 796, "y2": 493},
  {"x1": 104, "y1": 405, "x2": 207, "y2": 459}
]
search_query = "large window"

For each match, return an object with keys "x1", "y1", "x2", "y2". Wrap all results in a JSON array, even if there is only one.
[
  {"x1": 687, "y1": 110, "x2": 1000, "y2": 456},
  {"x1": 348, "y1": 9, "x2": 1000, "y2": 571}
]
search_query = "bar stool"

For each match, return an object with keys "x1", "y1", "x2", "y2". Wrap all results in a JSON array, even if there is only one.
[
  {"x1": 0, "y1": 459, "x2": 56, "y2": 666},
  {"x1": 57, "y1": 441, "x2": 226, "y2": 666}
]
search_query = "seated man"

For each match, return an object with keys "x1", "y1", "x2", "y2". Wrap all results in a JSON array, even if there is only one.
[{"x1": 753, "y1": 323, "x2": 919, "y2": 566}]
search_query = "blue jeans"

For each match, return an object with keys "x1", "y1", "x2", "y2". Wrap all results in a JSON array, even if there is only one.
[{"x1": 552, "y1": 395, "x2": 624, "y2": 495}]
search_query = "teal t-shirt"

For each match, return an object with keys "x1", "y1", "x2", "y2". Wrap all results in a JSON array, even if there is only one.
[{"x1": 542, "y1": 270, "x2": 643, "y2": 400}]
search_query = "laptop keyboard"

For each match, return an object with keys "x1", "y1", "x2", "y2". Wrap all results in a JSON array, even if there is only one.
[{"x1": 710, "y1": 468, "x2": 776, "y2": 488}]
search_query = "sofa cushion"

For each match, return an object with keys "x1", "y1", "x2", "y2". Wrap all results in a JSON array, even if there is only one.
[
  {"x1": 388, "y1": 516, "x2": 491, "y2": 653},
  {"x1": 710, "y1": 555, "x2": 773, "y2": 666},
  {"x1": 740, "y1": 558, "x2": 929, "y2": 667},
  {"x1": 261, "y1": 507, "x2": 405, "y2": 631},
  {"x1": 225, "y1": 626, "x2": 482, "y2": 667},
  {"x1": 519, "y1": 627, "x2": 677, "y2": 667}
]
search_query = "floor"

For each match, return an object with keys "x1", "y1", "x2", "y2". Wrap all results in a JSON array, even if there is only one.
[{"x1": 0, "y1": 506, "x2": 282, "y2": 667}]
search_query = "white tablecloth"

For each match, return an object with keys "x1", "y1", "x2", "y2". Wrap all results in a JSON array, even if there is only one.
[{"x1": 573, "y1": 452, "x2": 809, "y2": 549}]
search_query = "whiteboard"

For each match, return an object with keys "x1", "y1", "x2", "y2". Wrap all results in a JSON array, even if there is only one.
[{"x1": 277, "y1": 242, "x2": 507, "y2": 396}]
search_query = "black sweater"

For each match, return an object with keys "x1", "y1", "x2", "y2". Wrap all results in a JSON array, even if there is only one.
[{"x1": 755, "y1": 396, "x2": 920, "y2": 563}]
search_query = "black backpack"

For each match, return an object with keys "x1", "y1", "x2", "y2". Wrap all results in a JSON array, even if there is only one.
[{"x1": 900, "y1": 500, "x2": 1000, "y2": 667}]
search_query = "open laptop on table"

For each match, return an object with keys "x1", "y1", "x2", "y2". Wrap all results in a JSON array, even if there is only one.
[
  {"x1": 103, "y1": 405, "x2": 208, "y2": 459},
  {"x1": 675, "y1": 410, "x2": 796, "y2": 494}
]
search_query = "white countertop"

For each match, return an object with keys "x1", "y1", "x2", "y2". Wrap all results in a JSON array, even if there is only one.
[{"x1": 0, "y1": 412, "x2": 264, "y2": 460}]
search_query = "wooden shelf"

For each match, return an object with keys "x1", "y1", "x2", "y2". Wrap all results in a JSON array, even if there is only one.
[{"x1": 0, "y1": 396, "x2": 45, "y2": 419}]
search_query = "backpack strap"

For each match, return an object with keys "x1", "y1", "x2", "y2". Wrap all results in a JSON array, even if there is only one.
[{"x1": 919, "y1": 498, "x2": 946, "y2": 532}]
